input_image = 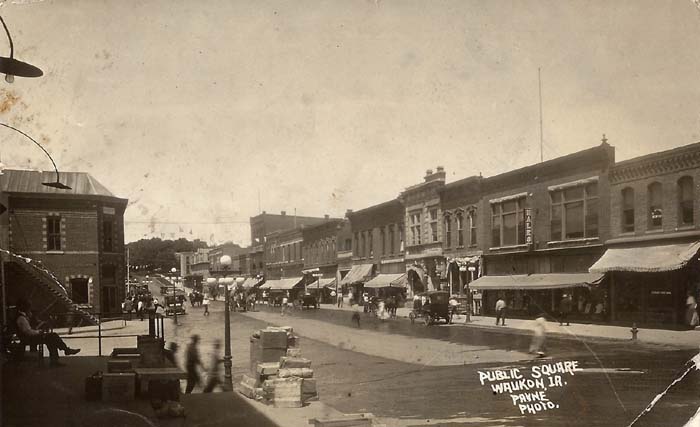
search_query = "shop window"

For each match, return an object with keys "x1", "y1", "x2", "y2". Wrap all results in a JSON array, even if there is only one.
[
  {"x1": 444, "y1": 215, "x2": 452, "y2": 248},
  {"x1": 648, "y1": 182, "x2": 663, "y2": 230},
  {"x1": 469, "y1": 210, "x2": 477, "y2": 246},
  {"x1": 491, "y1": 197, "x2": 526, "y2": 247},
  {"x1": 678, "y1": 176, "x2": 694, "y2": 226},
  {"x1": 622, "y1": 187, "x2": 635, "y2": 232},
  {"x1": 47, "y1": 216, "x2": 61, "y2": 251},
  {"x1": 550, "y1": 184, "x2": 598, "y2": 241},
  {"x1": 456, "y1": 214, "x2": 464, "y2": 247}
]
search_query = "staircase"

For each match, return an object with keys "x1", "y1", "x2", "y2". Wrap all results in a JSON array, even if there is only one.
[{"x1": 3, "y1": 250, "x2": 98, "y2": 326}]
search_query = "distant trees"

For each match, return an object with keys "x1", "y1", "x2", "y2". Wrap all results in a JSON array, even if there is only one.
[{"x1": 127, "y1": 238, "x2": 208, "y2": 273}]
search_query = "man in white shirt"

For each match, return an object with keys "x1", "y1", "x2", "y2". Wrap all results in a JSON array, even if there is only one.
[
  {"x1": 202, "y1": 295, "x2": 210, "y2": 316},
  {"x1": 15, "y1": 298, "x2": 80, "y2": 367},
  {"x1": 495, "y1": 298, "x2": 507, "y2": 326}
]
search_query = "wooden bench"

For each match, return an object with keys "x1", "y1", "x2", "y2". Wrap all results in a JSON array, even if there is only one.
[
  {"x1": 6, "y1": 333, "x2": 44, "y2": 361},
  {"x1": 133, "y1": 367, "x2": 187, "y2": 400}
]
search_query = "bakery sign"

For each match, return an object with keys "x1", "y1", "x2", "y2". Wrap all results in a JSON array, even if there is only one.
[{"x1": 524, "y1": 208, "x2": 533, "y2": 247}]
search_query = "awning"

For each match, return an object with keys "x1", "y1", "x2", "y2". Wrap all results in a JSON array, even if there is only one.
[
  {"x1": 589, "y1": 241, "x2": 700, "y2": 274},
  {"x1": 340, "y1": 264, "x2": 374, "y2": 285},
  {"x1": 242, "y1": 277, "x2": 261, "y2": 289},
  {"x1": 364, "y1": 273, "x2": 407, "y2": 289},
  {"x1": 308, "y1": 278, "x2": 336, "y2": 288},
  {"x1": 470, "y1": 273, "x2": 603, "y2": 290},
  {"x1": 264, "y1": 277, "x2": 304, "y2": 290}
]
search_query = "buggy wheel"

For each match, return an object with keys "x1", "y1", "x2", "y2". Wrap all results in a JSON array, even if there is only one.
[{"x1": 409, "y1": 312, "x2": 416, "y2": 324}]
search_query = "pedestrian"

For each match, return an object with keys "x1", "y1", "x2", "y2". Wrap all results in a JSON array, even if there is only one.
[
  {"x1": 123, "y1": 297, "x2": 133, "y2": 321},
  {"x1": 138, "y1": 298, "x2": 145, "y2": 321},
  {"x1": 495, "y1": 297, "x2": 507, "y2": 326},
  {"x1": 185, "y1": 335, "x2": 203, "y2": 393},
  {"x1": 203, "y1": 295, "x2": 210, "y2": 316},
  {"x1": 15, "y1": 298, "x2": 80, "y2": 367},
  {"x1": 281, "y1": 292, "x2": 289, "y2": 316},
  {"x1": 337, "y1": 291, "x2": 344, "y2": 308},
  {"x1": 164, "y1": 342, "x2": 179, "y2": 366},
  {"x1": 559, "y1": 293, "x2": 572, "y2": 326},
  {"x1": 203, "y1": 340, "x2": 223, "y2": 393},
  {"x1": 363, "y1": 293, "x2": 370, "y2": 313},
  {"x1": 377, "y1": 299, "x2": 389, "y2": 321},
  {"x1": 448, "y1": 295, "x2": 459, "y2": 323},
  {"x1": 686, "y1": 292, "x2": 698, "y2": 328},
  {"x1": 529, "y1": 313, "x2": 547, "y2": 357}
]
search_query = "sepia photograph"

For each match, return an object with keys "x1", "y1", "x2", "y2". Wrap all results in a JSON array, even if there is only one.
[{"x1": 1, "y1": 1, "x2": 700, "y2": 426}]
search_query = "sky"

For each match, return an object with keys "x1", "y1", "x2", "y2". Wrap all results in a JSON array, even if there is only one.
[{"x1": 1, "y1": 0, "x2": 700, "y2": 246}]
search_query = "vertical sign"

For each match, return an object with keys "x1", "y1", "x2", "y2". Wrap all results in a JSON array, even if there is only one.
[{"x1": 524, "y1": 208, "x2": 533, "y2": 248}]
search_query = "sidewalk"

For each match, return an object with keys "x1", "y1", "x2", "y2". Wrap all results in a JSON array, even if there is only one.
[{"x1": 319, "y1": 303, "x2": 700, "y2": 349}]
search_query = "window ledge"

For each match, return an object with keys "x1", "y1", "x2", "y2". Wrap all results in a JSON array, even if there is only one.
[
  {"x1": 46, "y1": 250, "x2": 64, "y2": 255},
  {"x1": 645, "y1": 229, "x2": 664, "y2": 234},
  {"x1": 489, "y1": 244, "x2": 529, "y2": 251},
  {"x1": 675, "y1": 225, "x2": 696, "y2": 232},
  {"x1": 546, "y1": 237, "x2": 599, "y2": 246}
]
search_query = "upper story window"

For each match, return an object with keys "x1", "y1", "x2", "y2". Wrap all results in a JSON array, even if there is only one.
[
  {"x1": 409, "y1": 211, "x2": 421, "y2": 245},
  {"x1": 354, "y1": 232, "x2": 359, "y2": 256},
  {"x1": 622, "y1": 187, "x2": 635, "y2": 232},
  {"x1": 368, "y1": 229, "x2": 374, "y2": 257},
  {"x1": 399, "y1": 225, "x2": 405, "y2": 252},
  {"x1": 679, "y1": 176, "x2": 694, "y2": 226},
  {"x1": 388, "y1": 225, "x2": 395, "y2": 254},
  {"x1": 429, "y1": 208, "x2": 439, "y2": 242},
  {"x1": 360, "y1": 232, "x2": 366, "y2": 257},
  {"x1": 380, "y1": 227, "x2": 386, "y2": 255},
  {"x1": 456, "y1": 213, "x2": 464, "y2": 247},
  {"x1": 344, "y1": 238, "x2": 352, "y2": 251},
  {"x1": 444, "y1": 215, "x2": 452, "y2": 248},
  {"x1": 468, "y1": 210, "x2": 477, "y2": 246},
  {"x1": 47, "y1": 216, "x2": 61, "y2": 251},
  {"x1": 648, "y1": 182, "x2": 663, "y2": 230},
  {"x1": 550, "y1": 183, "x2": 599, "y2": 241},
  {"x1": 103, "y1": 218, "x2": 113, "y2": 252},
  {"x1": 491, "y1": 197, "x2": 526, "y2": 247}
]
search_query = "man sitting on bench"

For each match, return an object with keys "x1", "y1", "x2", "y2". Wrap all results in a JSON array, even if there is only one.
[{"x1": 15, "y1": 298, "x2": 80, "y2": 367}]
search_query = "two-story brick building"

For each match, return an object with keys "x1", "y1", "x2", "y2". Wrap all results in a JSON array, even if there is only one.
[
  {"x1": 1, "y1": 169, "x2": 127, "y2": 317},
  {"x1": 342, "y1": 199, "x2": 406, "y2": 301},
  {"x1": 590, "y1": 142, "x2": 700, "y2": 327},
  {"x1": 399, "y1": 168, "x2": 446, "y2": 295},
  {"x1": 301, "y1": 219, "x2": 346, "y2": 301},
  {"x1": 471, "y1": 142, "x2": 615, "y2": 319}
]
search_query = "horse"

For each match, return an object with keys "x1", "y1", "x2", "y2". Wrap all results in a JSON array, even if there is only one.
[{"x1": 189, "y1": 292, "x2": 203, "y2": 307}]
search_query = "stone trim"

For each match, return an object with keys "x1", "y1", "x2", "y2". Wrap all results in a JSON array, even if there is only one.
[{"x1": 610, "y1": 150, "x2": 700, "y2": 184}]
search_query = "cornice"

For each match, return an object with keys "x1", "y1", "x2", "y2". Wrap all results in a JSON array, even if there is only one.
[{"x1": 610, "y1": 150, "x2": 700, "y2": 184}]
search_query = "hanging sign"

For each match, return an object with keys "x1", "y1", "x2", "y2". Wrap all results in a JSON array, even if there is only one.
[{"x1": 524, "y1": 208, "x2": 533, "y2": 247}]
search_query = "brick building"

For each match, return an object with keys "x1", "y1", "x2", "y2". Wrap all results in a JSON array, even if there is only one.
[
  {"x1": 342, "y1": 199, "x2": 406, "y2": 300},
  {"x1": 590, "y1": 142, "x2": 700, "y2": 326},
  {"x1": 399, "y1": 168, "x2": 446, "y2": 295},
  {"x1": 1, "y1": 169, "x2": 127, "y2": 317},
  {"x1": 471, "y1": 142, "x2": 615, "y2": 319}
]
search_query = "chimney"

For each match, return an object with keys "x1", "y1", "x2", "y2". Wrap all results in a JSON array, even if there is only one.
[
  {"x1": 324, "y1": 214, "x2": 330, "y2": 219},
  {"x1": 424, "y1": 167, "x2": 446, "y2": 183},
  {"x1": 281, "y1": 211, "x2": 286, "y2": 216}
]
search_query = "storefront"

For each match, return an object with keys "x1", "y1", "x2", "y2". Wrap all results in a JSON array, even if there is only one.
[
  {"x1": 471, "y1": 272, "x2": 604, "y2": 319},
  {"x1": 363, "y1": 273, "x2": 408, "y2": 303},
  {"x1": 339, "y1": 263, "x2": 374, "y2": 304},
  {"x1": 590, "y1": 241, "x2": 700, "y2": 327}
]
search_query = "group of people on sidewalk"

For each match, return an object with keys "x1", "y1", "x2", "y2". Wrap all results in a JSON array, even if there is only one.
[{"x1": 184, "y1": 334, "x2": 224, "y2": 393}]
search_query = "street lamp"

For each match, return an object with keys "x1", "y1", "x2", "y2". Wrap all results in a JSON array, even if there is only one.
[
  {"x1": 0, "y1": 16, "x2": 43, "y2": 83},
  {"x1": 460, "y1": 265, "x2": 472, "y2": 323},
  {"x1": 217, "y1": 254, "x2": 244, "y2": 391},
  {"x1": 170, "y1": 267, "x2": 179, "y2": 325}
]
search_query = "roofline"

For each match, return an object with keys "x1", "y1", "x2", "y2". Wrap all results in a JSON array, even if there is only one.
[
  {"x1": 346, "y1": 199, "x2": 403, "y2": 218},
  {"x1": 7, "y1": 191, "x2": 129, "y2": 207},
  {"x1": 612, "y1": 140, "x2": 700, "y2": 169}
]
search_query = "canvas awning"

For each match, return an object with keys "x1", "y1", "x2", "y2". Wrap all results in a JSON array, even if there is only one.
[
  {"x1": 589, "y1": 241, "x2": 700, "y2": 274},
  {"x1": 242, "y1": 277, "x2": 261, "y2": 289},
  {"x1": 470, "y1": 273, "x2": 603, "y2": 290},
  {"x1": 308, "y1": 278, "x2": 336, "y2": 288},
  {"x1": 340, "y1": 264, "x2": 374, "y2": 285},
  {"x1": 263, "y1": 277, "x2": 304, "y2": 290},
  {"x1": 364, "y1": 273, "x2": 407, "y2": 289}
]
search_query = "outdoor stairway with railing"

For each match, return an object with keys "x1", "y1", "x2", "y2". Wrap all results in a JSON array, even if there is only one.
[{"x1": 3, "y1": 249, "x2": 98, "y2": 326}]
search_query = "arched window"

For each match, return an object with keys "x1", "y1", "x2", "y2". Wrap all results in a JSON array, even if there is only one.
[
  {"x1": 468, "y1": 210, "x2": 478, "y2": 246},
  {"x1": 679, "y1": 176, "x2": 694, "y2": 226},
  {"x1": 456, "y1": 213, "x2": 464, "y2": 247},
  {"x1": 648, "y1": 182, "x2": 663, "y2": 229},
  {"x1": 622, "y1": 187, "x2": 635, "y2": 232}
]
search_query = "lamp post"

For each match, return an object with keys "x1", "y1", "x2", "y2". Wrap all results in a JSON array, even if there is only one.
[
  {"x1": 170, "y1": 267, "x2": 179, "y2": 325},
  {"x1": 217, "y1": 254, "x2": 244, "y2": 391},
  {"x1": 460, "y1": 265, "x2": 471, "y2": 323}
]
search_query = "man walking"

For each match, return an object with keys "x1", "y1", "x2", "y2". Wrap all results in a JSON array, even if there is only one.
[
  {"x1": 203, "y1": 340, "x2": 223, "y2": 393},
  {"x1": 559, "y1": 293, "x2": 572, "y2": 326},
  {"x1": 202, "y1": 295, "x2": 210, "y2": 316},
  {"x1": 185, "y1": 335, "x2": 203, "y2": 393},
  {"x1": 495, "y1": 297, "x2": 507, "y2": 326}
]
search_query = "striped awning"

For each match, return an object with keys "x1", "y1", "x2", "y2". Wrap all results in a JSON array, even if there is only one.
[
  {"x1": 470, "y1": 273, "x2": 603, "y2": 290},
  {"x1": 364, "y1": 273, "x2": 407, "y2": 289},
  {"x1": 340, "y1": 264, "x2": 374, "y2": 285},
  {"x1": 242, "y1": 277, "x2": 261, "y2": 289},
  {"x1": 263, "y1": 277, "x2": 304, "y2": 290},
  {"x1": 308, "y1": 277, "x2": 336, "y2": 288},
  {"x1": 589, "y1": 241, "x2": 700, "y2": 274}
]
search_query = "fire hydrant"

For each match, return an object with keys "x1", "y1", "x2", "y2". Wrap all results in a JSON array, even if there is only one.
[{"x1": 631, "y1": 323, "x2": 639, "y2": 341}]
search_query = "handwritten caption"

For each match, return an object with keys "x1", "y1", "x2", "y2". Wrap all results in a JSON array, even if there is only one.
[{"x1": 478, "y1": 361, "x2": 580, "y2": 415}]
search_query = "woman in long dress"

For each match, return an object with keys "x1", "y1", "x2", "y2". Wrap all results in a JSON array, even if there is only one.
[{"x1": 378, "y1": 299, "x2": 390, "y2": 320}]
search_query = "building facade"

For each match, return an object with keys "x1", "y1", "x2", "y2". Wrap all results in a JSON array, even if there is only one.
[{"x1": 1, "y1": 169, "x2": 128, "y2": 316}]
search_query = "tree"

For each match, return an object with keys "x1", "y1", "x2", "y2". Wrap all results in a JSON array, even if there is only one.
[{"x1": 127, "y1": 238, "x2": 208, "y2": 273}]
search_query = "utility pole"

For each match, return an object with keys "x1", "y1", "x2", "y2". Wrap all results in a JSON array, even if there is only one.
[{"x1": 538, "y1": 67, "x2": 544, "y2": 163}]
